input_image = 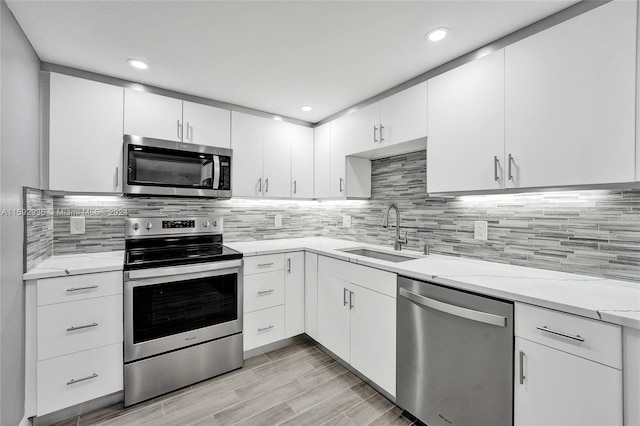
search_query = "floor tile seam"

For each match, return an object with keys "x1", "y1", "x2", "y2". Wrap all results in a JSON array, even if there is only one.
[
  {"x1": 303, "y1": 369, "x2": 362, "y2": 394},
  {"x1": 270, "y1": 345, "x2": 325, "y2": 364},
  {"x1": 264, "y1": 343, "x2": 315, "y2": 362},
  {"x1": 287, "y1": 385, "x2": 363, "y2": 417},
  {"x1": 160, "y1": 389, "x2": 242, "y2": 425},
  {"x1": 362, "y1": 406, "x2": 396, "y2": 426},
  {"x1": 318, "y1": 412, "x2": 350, "y2": 426},
  {"x1": 89, "y1": 402, "x2": 161, "y2": 426},
  {"x1": 233, "y1": 373, "x2": 307, "y2": 403},
  {"x1": 297, "y1": 364, "x2": 349, "y2": 390},
  {"x1": 190, "y1": 369, "x2": 258, "y2": 395},
  {"x1": 228, "y1": 399, "x2": 297, "y2": 426},
  {"x1": 248, "y1": 359, "x2": 316, "y2": 384}
]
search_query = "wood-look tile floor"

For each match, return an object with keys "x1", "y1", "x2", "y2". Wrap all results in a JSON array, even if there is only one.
[{"x1": 52, "y1": 339, "x2": 414, "y2": 426}]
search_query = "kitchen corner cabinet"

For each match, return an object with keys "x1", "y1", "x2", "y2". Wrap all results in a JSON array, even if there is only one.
[
  {"x1": 243, "y1": 253, "x2": 305, "y2": 351},
  {"x1": 304, "y1": 253, "x2": 319, "y2": 340},
  {"x1": 25, "y1": 271, "x2": 124, "y2": 417},
  {"x1": 344, "y1": 82, "x2": 428, "y2": 157},
  {"x1": 316, "y1": 256, "x2": 396, "y2": 396},
  {"x1": 504, "y1": 0, "x2": 636, "y2": 189},
  {"x1": 231, "y1": 111, "x2": 293, "y2": 198},
  {"x1": 124, "y1": 89, "x2": 231, "y2": 148},
  {"x1": 314, "y1": 120, "x2": 371, "y2": 199},
  {"x1": 427, "y1": 50, "x2": 505, "y2": 193},
  {"x1": 514, "y1": 303, "x2": 622, "y2": 426},
  {"x1": 48, "y1": 73, "x2": 124, "y2": 193}
]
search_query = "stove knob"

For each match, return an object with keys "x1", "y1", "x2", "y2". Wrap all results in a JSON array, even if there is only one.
[
  {"x1": 203, "y1": 220, "x2": 210, "y2": 228},
  {"x1": 145, "y1": 222, "x2": 153, "y2": 230},
  {"x1": 131, "y1": 223, "x2": 140, "y2": 231}
]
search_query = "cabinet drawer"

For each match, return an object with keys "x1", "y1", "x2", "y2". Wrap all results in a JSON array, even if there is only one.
[
  {"x1": 244, "y1": 254, "x2": 285, "y2": 275},
  {"x1": 37, "y1": 295, "x2": 123, "y2": 361},
  {"x1": 37, "y1": 271, "x2": 122, "y2": 306},
  {"x1": 37, "y1": 343, "x2": 123, "y2": 416},
  {"x1": 515, "y1": 303, "x2": 621, "y2": 368},
  {"x1": 244, "y1": 270, "x2": 285, "y2": 313},
  {"x1": 243, "y1": 306, "x2": 285, "y2": 351},
  {"x1": 319, "y1": 256, "x2": 397, "y2": 298}
]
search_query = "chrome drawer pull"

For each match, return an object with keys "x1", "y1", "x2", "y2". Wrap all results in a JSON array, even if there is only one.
[
  {"x1": 257, "y1": 263, "x2": 274, "y2": 268},
  {"x1": 257, "y1": 289, "x2": 275, "y2": 295},
  {"x1": 66, "y1": 322, "x2": 98, "y2": 332},
  {"x1": 519, "y1": 350, "x2": 526, "y2": 385},
  {"x1": 536, "y1": 325, "x2": 585, "y2": 342},
  {"x1": 67, "y1": 373, "x2": 98, "y2": 386},
  {"x1": 66, "y1": 285, "x2": 98, "y2": 292},
  {"x1": 257, "y1": 325, "x2": 274, "y2": 332}
]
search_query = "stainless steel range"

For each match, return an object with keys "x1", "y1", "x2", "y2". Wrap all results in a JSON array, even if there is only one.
[{"x1": 123, "y1": 216, "x2": 243, "y2": 407}]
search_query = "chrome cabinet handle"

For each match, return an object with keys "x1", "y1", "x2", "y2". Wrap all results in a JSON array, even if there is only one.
[
  {"x1": 177, "y1": 120, "x2": 183, "y2": 140},
  {"x1": 343, "y1": 288, "x2": 349, "y2": 306},
  {"x1": 115, "y1": 166, "x2": 119, "y2": 189},
  {"x1": 67, "y1": 373, "x2": 98, "y2": 386},
  {"x1": 494, "y1": 156, "x2": 500, "y2": 181},
  {"x1": 66, "y1": 285, "x2": 98, "y2": 292},
  {"x1": 293, "y1": 180, "x2": 297, "y2": 195},
  {"x1": 257, "y1": 262, "x2": 274, "y2": 268},
  {"x1": 339, "y1": 178, "x2": 344, "y2": 193},
  {"x1": 257, "y1": 289, "x2": 274, "y2": 295},
  {"x1": 508, "y1": 153, "x2": 514, "y2": 180},
  {"x1": 399, "y1": 287, "x2": 507, "y2": 327},
  {"x1": 287, "y1": 258, "x2": 291, "y2": 273},
  {"x1": 379, "y1": 124, "x2": 385, "y2": 142},
  {"x1": 536, "y1": 325, "x2": 585, "y2": 342},
  {"x1": 349, "y1": 291, "x2": 354, "y2": 309},
  {"x1": 258, "y1": 177, "x2": 262, "y2": 193},
  {"x1": 66, "y1": 322, "x2": 98, "y2": 332},
  {"x1": 257, "y1": 325, "x2": 274, "y2": 332},
  {"x1": 186, "y1": 122, "x2": 192, "y2": 142},
  {"x1": 185, "y1": 336, "x2": 197, "y2": 341},
  {"x1": 373, "y1": 125, "x2": 379, "y2": 143},
  {"x1": 519, "y1": 350, "x2": 526, "y2": 385},
  {"x1": 265, "y1": 178, "x2": 269, "y2": 193}
]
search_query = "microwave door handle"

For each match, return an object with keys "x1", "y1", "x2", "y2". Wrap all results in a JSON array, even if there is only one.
[{"x1": 212, "y1": 156, "x2": 220, "y2": 189}]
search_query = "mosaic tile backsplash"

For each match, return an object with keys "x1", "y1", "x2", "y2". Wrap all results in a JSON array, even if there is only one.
[{"x1": 26, "y1": 150, "x2": 640, "y2": 281}]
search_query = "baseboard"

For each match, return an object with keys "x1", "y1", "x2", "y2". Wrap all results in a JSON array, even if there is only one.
[{"x1": 242, "y1": 335, "x2": 307, "y2": 359}]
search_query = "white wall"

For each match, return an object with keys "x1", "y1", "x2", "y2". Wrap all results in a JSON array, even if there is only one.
[{"x1": 0, "y1": 1, "x2": 41, "y2": 424}]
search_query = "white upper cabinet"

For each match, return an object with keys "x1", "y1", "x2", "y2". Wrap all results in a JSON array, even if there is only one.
[
  {"x1": 313, "y1": 122, "x2": 332, "y2": 198},
  {"x1": 231, "y1": 112, "x2": 264, "y2": 197},
  {"x1": 345, "y1": 82, "x2": 428, "y2": 156},
  {"x1": 291, "y1": 125, "x2": 314, "y2": 198},
  {"x1": 49, "y1": 73, "x2": 124, "y2": 193},
  {"x1": 330, "y1": 116, "x2": 348, "y2": 197},
  {"x1": 263, "y1": 120, "x2": 292, "y2": 198},
  {"x1": 182, "y1": 101, "x2": 231, "y2": 148},
  {"x1": 124, "y1": 89, "x2": 231, "y2": 148},
  {"x1": 427, "y1": 50, "x2": 505, "y2": 193},
  {"x1": 504, "y1": 0, "x2": 637, "y2": 189}
]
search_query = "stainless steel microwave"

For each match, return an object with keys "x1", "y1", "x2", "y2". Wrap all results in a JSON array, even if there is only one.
[{"x1": 123, "y1": 135, "x2": 232, "y2": 198}]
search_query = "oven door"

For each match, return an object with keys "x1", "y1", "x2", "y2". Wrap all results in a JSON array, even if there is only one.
[{"x1": 123, "y1": 259, "x2": 243, "y2": 363}]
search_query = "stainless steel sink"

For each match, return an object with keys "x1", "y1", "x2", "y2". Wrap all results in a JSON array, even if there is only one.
[{"x1": 339, "y1": 248, "x2": 419, "y2": 263}]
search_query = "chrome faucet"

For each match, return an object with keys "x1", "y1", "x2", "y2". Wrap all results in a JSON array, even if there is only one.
[{"x1": 382, "y1": 203, "x2": 407, "y2": 251}]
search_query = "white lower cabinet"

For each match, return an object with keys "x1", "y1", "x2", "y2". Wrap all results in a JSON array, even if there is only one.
[
  {"x1": 304, "y1": 253, "x2": 319, "y2": 340},
  {"x1": 243, "y1": 252, "x2": 305, "y2": 351},
  {"x1": 316, "y1": 256, "x2": 396, "y2": 396},
  {"x1": 514, "y1": 303, "x2": 623, "y2": 426}
]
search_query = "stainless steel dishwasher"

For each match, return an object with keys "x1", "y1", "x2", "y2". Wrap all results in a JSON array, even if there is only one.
[{"x1": 397, "y1": 276, "x2": 514, "y2": 426}]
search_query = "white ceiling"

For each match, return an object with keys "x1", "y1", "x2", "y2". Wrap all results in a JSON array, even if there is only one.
[{"x1": 7, "y1": 0, "x2": 578, "y2": 123}]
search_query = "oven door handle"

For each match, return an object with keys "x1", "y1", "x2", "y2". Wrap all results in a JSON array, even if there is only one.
[{"x1": 125, "y1": 259, "x2": 242, "y2": 281}]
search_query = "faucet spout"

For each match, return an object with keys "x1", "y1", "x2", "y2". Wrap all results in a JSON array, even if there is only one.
[{"x1": 382, "y1": 203, "x2": 407, "y2": 250}]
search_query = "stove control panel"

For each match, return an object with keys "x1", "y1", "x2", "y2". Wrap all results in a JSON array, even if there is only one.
[{"x1": 125, "y1": 217, "x2": 223, "y2": 238}]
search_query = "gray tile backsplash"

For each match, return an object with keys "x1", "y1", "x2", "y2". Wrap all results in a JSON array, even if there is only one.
[
  {"x1": 24, "y1": 188, "x2": 53, "y2": 271},
  {"x1": 26, "y1": 150, "x2": 640, "y2": 281}
]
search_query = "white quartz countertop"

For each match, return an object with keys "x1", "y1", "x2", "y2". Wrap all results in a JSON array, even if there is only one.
[
  {"x1": 226, "y1": 237, "x2": 640, "y2": 329},
  {"x1": 23, "y1": 251, "x2": 124, "y2": 280}
]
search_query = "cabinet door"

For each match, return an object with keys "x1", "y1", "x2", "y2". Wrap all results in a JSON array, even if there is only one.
[
  {"x1": 317, "y1": 265, "x2": 350, "y2": 361},
  {"x1": 505, "y1": 1, "x2": 636, "y2": 189},
  {"x1": 380, "y1": 82, "x2": 427, "y2": 147},
  {"x1": 124, "y1": 89, "x2": 183, "y2": 142},
  {"x1": 291, "y1": 125, "x2": 314, "y2": 198},
  {"x1": 349, "y1": 284, "x2": 396, "y2": 397},
  {"x1": 263, "y1": 120, "x2": 292, "y2": 198},
  {"x1": 304, "y1": 253, "x2": 318, "y2": 340},
  {"x1": 231, "y1": 112, "x2": 264, "y2": 197},
  {"x1": 427, "y1": 50, "x2": 505, "y2": 193},
  {"x1": 314, "y1": 122, "x2": 332, "y2": 198},
  {"x1": 330, "y1": 116, "x2": 347, "y2": 198},
  {"x1": 49, "y1": 73, "x2": 124, "y2": 192},
  {"x1": 343, "y1": 103, "x2": 380, "y2": 156},
  {"x1": 182, "y1": 101, "x2": 230, "y2": 148},
  {"x1": 284, "y1": 252, "x2": 305, "y2": 338},
  {"x1": 515, "y1": 337, "x2": 623, "y2": 426}
]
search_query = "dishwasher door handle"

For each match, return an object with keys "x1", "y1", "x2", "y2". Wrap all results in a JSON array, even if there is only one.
[{"x1": 399, "y1": 287, "x2": 507, "y2": 327}]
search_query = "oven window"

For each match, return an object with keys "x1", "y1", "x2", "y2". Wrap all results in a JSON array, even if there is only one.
[
  {"x1": 128, "y1": 145, "x2": 214, "y2": 188},
  {"x1": 132, "y1": 273, "x2": 237, "y2": 343}
]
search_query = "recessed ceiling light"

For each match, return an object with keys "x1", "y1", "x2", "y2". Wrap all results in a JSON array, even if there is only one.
[
  {"x1": 426, "y1": 27, "x2": 449, "y2": 42},
  {"x1": 301, "y1": 105, "x2": 313, "y2": 112},
  {"x1": 128, "y1": 59, "x2": 149, "y2": 70},
  {"x1": 273, "y1": 116, "x2": 283, "y2": 121}
]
